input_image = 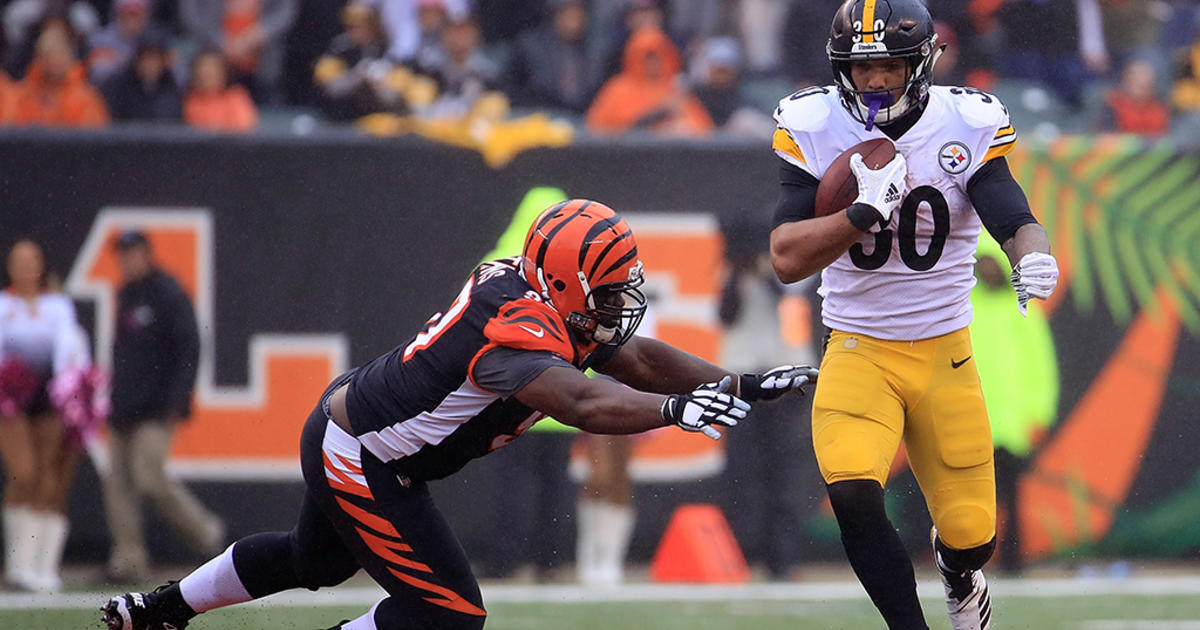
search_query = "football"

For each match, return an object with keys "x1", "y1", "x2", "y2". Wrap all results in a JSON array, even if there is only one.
[{"x1": 814, "y1": 138, "x2": 898, "y2": 217}]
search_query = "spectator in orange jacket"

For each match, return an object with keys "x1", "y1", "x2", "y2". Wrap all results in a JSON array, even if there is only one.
[
  {"x1": 183, "y1": 50, "x2": 257, "y2": 133},
  {"x1": 1093, "y1": 58, "x2": 1169, "y2": 136},
  {"x1": 586, "y1": 27, "x2": 713, "y2": 136},
  {"x1": 12, "y1": 25, "x2": 109, "y2": 128}
]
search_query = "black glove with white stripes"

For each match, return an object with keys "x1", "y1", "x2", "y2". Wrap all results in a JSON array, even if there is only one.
[
  {"x1": 661, "y1": 375, "x2": 750, "y2": 440},
  {"x1": 738, "y1": 365, "x2": 820, "y2": 402}
]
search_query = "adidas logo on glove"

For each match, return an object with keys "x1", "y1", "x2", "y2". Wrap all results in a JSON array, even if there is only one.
[{"x1": 884, "y1": 183, "x2": 902, "y2": 204}]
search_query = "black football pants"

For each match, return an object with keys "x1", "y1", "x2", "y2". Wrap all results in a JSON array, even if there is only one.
[{"x1": 230, "y1": 376, "x2": 486, "y2": 630}]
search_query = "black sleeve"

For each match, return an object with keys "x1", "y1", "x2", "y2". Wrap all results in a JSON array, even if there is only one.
[
  {"x1": 472, "y1": 347, "x2": 574, "y2": 398},
  {"x1": 966, "y1": 157, "x2": 1039, "y2": 245},
  {"x1": 772, "y1": 160, "x2": 820, "y2": 229},
  {"x1": 163, "y1": 280, "x2": 200, "y2": 418}
]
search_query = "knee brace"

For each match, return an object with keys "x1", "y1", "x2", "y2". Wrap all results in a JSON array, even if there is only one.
[{"x1": 935, "y1": 535, "x2": 996, "y2": 574}]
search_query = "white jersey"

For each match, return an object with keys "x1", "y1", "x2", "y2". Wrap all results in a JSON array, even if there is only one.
[
  {"x1": 0, "y1": 291, "x2": 79, "y2": 377},
  {"x1": 773, "y1": 85, "x2": 1018, "y2": 340}
]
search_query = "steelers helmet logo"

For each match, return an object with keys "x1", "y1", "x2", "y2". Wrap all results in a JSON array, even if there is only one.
[{"x1": 939, "y1": 141, "x2": 972, "y2": 175}]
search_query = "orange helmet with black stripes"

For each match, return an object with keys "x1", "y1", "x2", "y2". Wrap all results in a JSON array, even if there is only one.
[{"x1": 521, "y1": 199, "x2": 647, "y2": 347}]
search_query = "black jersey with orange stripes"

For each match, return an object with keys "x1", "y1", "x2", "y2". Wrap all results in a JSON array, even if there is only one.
[{"x1": 343, "y1": 257, "x2": 605, "y2": 481}]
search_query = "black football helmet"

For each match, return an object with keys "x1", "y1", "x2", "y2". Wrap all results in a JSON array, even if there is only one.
[{"x1": 827, "y1": 0, "x2": 943, "y2": 130}]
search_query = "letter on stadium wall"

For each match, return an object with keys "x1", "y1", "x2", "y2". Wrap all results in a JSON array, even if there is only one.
[
  {"x1": 67, "y1": 208, "x2": 348, "y2": 481},
  {"x1": 610, "y1": 213, "x2": 727, "y2": 482}
]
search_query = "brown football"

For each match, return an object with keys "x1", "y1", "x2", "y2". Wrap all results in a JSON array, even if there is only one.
[{"x1": 814, "y1": 138, "x2": 898, "y2": 217}]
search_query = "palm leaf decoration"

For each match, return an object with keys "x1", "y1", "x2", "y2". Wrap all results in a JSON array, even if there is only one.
[{"x1": 1008, "y1": 137, "x2": 1200, "y2": 332}]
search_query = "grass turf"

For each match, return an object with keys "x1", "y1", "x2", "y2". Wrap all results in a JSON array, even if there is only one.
[{"x1": 10, "y1": 593, "x2": 1200, "y2": 630}]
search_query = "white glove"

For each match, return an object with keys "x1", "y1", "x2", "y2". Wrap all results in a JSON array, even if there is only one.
[
  {"x1": 738, "y1": 365, "x2": 820, "y2": 401},
  {"x1": 1010, "y1": 251, "x2": 1059, "y2": 316},
  {"x1": 850, "y1": 152, "x2": 908, "y2": 228},
  {"x1": 662, "y1": 376, "x2": 751, "y2": 440}
]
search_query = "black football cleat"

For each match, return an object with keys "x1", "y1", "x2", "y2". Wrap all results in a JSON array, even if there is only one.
[{"x1": 101, "y1": 581, "x2": 193, "y2": 630}]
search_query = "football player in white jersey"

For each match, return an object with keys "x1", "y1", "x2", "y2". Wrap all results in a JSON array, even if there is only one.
[{"x1": 769, "y1": 1, "x2": 1059, "y2": 629}]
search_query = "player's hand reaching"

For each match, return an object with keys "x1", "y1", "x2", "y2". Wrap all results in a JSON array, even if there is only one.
[
  {"x1": 662, "y1": 376, "x2": 750, "y2": 440},
  {"x1": 850, "y1": 152, "x2": 908, "y2": 230},
  {"x1": 738, "y1": 365, "x2": 820, "y2": 401},
  {"x1": 1010, "y1": 251, "x2": 1059, "y2": 316}
]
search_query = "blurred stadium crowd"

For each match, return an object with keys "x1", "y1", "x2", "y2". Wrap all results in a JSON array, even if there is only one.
[{"x1": 0, "y1": 0, "x2": 1198, "y2": 140}]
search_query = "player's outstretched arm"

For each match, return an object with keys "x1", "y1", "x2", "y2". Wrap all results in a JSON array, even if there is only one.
[
  {"x1": 595, "y1": 335, "x2": 732, "y2": 395},
  {"x1": 597, "y1": 336, "x2": 819, "y2": 401},
  {"x1": 513, "y1": 365, "x2": 747, "y2": 440}
]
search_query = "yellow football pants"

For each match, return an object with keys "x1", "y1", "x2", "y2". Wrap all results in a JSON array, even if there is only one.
[{"x1": 812, "y1": 327, "x2": 996, "y2": 550}]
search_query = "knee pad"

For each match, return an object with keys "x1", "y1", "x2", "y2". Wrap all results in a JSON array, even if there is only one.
[
  {"x1": 934, "y1": 501, "x2": 995, "y2": 551},
  {"x1": 935, "y1": 535, "x2": 996, "y2": 574}
]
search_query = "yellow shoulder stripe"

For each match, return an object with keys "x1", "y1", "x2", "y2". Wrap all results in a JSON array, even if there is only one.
[
  {"x1": 984, "y1": 138, "x2": 1017, "y2": 162},
  {"x1": 772, "y1": 128, "x2": 806, "y2": 165}
]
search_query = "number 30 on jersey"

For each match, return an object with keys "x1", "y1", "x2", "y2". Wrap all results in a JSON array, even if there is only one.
[{"x1": 850, "y1": 186, "x2": 949, "y2": 272}]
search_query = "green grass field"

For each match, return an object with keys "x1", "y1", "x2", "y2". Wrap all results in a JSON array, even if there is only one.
[{"x1": 7, "y1": 577, "x2": 1200, "y2": 629}]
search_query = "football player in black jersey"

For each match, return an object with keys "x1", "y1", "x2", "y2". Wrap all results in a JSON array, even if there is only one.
[{"x1": 103, "y1": 199, "x2": 819, "y2": 630}]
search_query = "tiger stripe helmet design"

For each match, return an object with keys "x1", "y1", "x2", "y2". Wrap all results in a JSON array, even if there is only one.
[{"x1": 520, "y1": 199, "x2": 647, "y2": 347}]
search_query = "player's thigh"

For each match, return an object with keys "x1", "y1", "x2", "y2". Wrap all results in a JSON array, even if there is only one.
[
  {"x1": 301, "y1": 412, "x2": 484, "y2": 626},
  {"x1": 362, "y1": 473, "x2": 485, "y2": 627},
  {"x1": 290, "y1": 492, "x2": 360, "y2": 588},
  {"x1": 906, "y1": 353, "x2": 995, "y2": 549},
  {"x1": 812, "y1": 349, "x2": 905, "y2": 486}
]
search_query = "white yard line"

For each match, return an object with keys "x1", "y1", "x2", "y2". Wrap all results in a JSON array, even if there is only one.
[{"x1": 9, "y1": 575, "x2": 1200, "y2": 611}]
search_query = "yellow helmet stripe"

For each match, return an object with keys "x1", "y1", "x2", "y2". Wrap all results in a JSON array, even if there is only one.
[{"x1": 862, "y1": 0, "x2": 878, "y2": 43}]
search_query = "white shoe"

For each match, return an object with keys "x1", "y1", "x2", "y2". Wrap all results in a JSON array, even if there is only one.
[{"x1": 933, "y1": 528, "x2": 992, "y2": 630}]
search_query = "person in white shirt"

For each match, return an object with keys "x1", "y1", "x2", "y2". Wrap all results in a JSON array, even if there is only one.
[{"x1": 0, "y1": 239, "x2": 87, "y2": 593}]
